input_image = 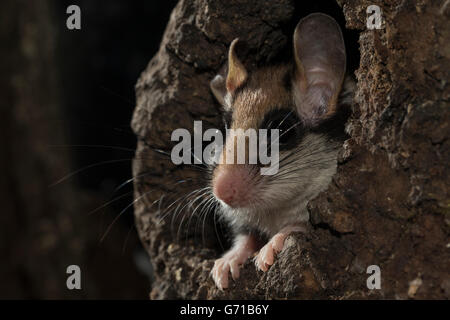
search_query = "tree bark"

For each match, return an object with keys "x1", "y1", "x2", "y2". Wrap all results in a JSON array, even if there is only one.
[{"x1": 132, "y1": 0, "x2": 449, "y2": 299}]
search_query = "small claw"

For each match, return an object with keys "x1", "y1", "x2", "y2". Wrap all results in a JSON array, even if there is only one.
[
  {"x1": 254, "y1": 242, "x2": 273, "y2": 272},
  {"x1": 271, "y1": 233, "x2": 286, "y2": 253},
  {"x1": 253, "y1": 255, "x2": 265, "y2": 272},
  {"x1": 254, "y1": 232, "x2": 289, "y2": 272},
  {"x1": 229, "y1": 259, "x2": 240, "y2": 280},
  {"x1": 210, "y1": 234, "x2": 259, "y2": 289},
  {"x1": 211, "y1": 258, "x2": 230, "y2": 290}
]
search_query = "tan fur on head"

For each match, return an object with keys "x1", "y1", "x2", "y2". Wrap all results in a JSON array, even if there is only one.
[
  {"x1": 230, "y1": 65, "x2": 291, "y2": 130},
  {"x1": 213, "y1": 64, "x2": 293, "y2": 179}
]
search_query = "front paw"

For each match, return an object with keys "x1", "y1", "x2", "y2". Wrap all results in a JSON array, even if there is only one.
[
  {"x1": 211, "y1": 254, "x2": 243, "y2": 290},
  {"x1": 254, "y1": 233, "x2": 285, "y2": 272}
]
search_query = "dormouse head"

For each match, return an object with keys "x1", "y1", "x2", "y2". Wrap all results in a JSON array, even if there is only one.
[{"x1": 209, "y1": 13, "x2": 348, "y2": 220}]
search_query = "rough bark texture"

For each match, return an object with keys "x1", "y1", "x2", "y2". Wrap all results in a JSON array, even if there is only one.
[{"x1": 132, "y1": 0, "x2": 449, "y2": 299}]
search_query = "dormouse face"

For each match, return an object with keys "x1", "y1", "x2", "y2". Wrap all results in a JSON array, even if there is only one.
[{"x1": 209, "y1": 14, "x2": 350, "y2": 231}]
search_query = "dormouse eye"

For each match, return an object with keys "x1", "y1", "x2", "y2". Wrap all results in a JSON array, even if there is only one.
[{"x1": 260, "y1": 108, "x2": 303, "y2": 148}]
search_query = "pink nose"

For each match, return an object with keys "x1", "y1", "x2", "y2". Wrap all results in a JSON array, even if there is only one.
[{"x1": 213, "y1": 168, "x2": 250, "y2": 208}]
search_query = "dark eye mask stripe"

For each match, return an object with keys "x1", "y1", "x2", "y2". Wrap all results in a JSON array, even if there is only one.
[{"x1": 259, "y1": 108, "x2": 303, "y2": 151}]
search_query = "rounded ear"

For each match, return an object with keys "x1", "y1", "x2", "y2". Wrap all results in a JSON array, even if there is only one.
[
  {"x1": 292, "y1": 13, "x2": 346, "y2": 126},
  {"x1": 210, "y1": 38, "x2": 248, "y2": 109}
]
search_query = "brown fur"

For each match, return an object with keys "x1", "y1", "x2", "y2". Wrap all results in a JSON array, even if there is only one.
[
  {"x1": 230, "y1": 65, "x2": 292, "y2": 130},
  {"x1": 214, "y1": 64, "x2": 293, "y2": 178}
]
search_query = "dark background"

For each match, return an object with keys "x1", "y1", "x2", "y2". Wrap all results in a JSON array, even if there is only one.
[{"x1": 1, "y1": 0, "x2": 176, "y2": 299}]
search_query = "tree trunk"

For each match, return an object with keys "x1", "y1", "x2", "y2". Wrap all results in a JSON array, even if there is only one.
[{"x1": 132, "y1": 0, "x2": 449, "y2": 299}]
